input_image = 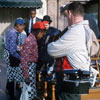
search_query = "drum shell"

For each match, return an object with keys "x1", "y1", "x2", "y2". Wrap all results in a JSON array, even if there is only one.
[
  {"x1": 62, "y1": 80, "x2": 90, "y2": 94},
  {"x1": 64, "y1": 69, "x2": 90, "y2": 80}
]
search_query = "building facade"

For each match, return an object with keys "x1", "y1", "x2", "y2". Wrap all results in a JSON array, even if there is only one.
[{"x1": 0, "y1": 0, "x2": 99, "y2": 41}]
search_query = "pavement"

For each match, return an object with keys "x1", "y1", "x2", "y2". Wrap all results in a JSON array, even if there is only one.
[
  {"x1": 0, "y1": 59, "x2": 51, "y2": 100},
  {"x1": 0, "y1": 60, "x2": 9, "y2": 100},
  {"x1": 0, "y1": 60, "x2": 43, "y2": 100}
]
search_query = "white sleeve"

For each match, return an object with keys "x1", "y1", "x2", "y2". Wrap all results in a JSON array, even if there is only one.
[{"x1": 47, "y1": 30, "x2": 76, "y2": 58}]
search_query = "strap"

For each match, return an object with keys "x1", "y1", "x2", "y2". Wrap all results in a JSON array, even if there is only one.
[
  {"x1": 84, "y1": 25, "x2": 91, "y2": 57},
  {"x1": 53, "y1": 58, "x2": 64, "y2": 80},
  {"x1": 84, "y1": 25, "x2": 89, "y2": 49}
]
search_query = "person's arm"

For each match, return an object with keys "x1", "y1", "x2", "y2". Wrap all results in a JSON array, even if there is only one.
[
  {"x1": 10, "y1": 32, "x2": 21, "y2": 60},
  {"x1": 47, "y1": 29, "x2": 76, "y2": 58},
  {"x1": 48, "y1": 38, "x2": 68, "y2": 58},
  {"x1": 21, "y1": 40, "x2": 31, "y2": 78}
]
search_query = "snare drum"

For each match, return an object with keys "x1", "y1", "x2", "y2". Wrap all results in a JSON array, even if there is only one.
[
  {"x1": 64, "y1": 69, "x2": 90, "y2": 80},
  {"x1": 63, "y1": 69, "x2": 90, "y2": 94}
]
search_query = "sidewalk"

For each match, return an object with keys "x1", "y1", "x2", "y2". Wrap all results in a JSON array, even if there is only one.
[
  {"x1": 0, "y1": 59, "x2": 44, "y2": 100},
  {"x1": 0, "y1": 59, "x2": 9, "y2": 100}
]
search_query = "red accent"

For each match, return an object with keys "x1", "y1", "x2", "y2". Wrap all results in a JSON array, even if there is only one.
[
  {"x1": 57, "y1": 56, "x2": 73, "y2": 72},
  {"x1": 33, "y1": 21, "x2": 46, "y2": 29},
  {"x1": 43, "y1": 21, "x2": 49, "y2": 25}
]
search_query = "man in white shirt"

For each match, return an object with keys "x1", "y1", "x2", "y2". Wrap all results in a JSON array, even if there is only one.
[
  {"x1": 47, "y1": 1, "x2": 99, "y2": 99},
  {"x1": 25, "y1": 8, "x2": 41, "y2": 36},
  {"x1": 48, "y1": 1, "x2": 98, "y2": 75}
]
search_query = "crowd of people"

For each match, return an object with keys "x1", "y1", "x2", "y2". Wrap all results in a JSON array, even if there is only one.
[{"x1": 3, "y1": 1, "x2": 99, "y2": 100}]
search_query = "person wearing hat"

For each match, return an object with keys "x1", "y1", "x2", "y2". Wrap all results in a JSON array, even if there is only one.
[
  {"x1": 37, "y1": 15, "x2": 61, "y2": 72},
  {"x1": 42, "y1": 15, "x2": 52, "y2": 24},
  {"x1": 25, "y1": 8, "x2": 42, "y2": 36},
  {"x1": 21, "y1": 21, "x2": 46, "y2": 100},
  {"x1": 4, "y1": 18, "x2": 25, "y2": 100},
  {"x1": 47, "y1": 1, "x2": 99, "y2": 100}
]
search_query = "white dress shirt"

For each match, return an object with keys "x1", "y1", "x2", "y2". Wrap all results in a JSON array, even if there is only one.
[
  {"x1": 28, "y1": 17, "x2": 36, "y2": 34},
  {"x1": 20, "y1": 30, "x2": 27, "y2": 44}
]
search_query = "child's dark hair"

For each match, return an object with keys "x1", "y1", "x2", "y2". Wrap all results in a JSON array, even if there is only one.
[
  {"x1": 32, "y1": 29, "x2": 46, "y2": 36},
  {"x1": 30, "y1": 8, "x2": 36, "y2": 13}
]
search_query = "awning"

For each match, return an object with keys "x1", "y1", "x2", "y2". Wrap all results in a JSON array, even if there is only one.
[
  {"x1": 70, "y1": 0, "x2": 96, "y2": 4},
  {"x1": 0, "y1": 0, "x2": 43, "y2": 8}
]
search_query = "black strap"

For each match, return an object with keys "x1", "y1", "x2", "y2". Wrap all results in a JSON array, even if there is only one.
[{"x1": 53, "y1": 58, "x2": 64, "y2": 80}]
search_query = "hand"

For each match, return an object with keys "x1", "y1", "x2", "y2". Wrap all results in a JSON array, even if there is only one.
[
  {"x1": 25, "y1": 77, "x2": 30, "y2": 85},
  {"x1": 20, "y1": 46, "x2": 23, "y2": 50}
]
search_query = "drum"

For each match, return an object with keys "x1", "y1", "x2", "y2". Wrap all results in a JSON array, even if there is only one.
[
  {"x1": 64, "y1": 69, "x2": 90, "y2": 80},
  {"x1": 62, "y1": 69, "x2": 90, "y2": 94}
]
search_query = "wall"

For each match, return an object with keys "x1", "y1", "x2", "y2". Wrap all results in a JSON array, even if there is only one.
[
  {"x1": 37, "y1": 0, "x2": 47, "y2": 19},
  {"x1": 47, "y1": 0, "x2": 69, "y2": 30},
  {"x1": 47, "y1": 0, "x2": 58, "y2": 27},
  {"x1": 0, "y1": 8, "x2": 29, "y2": 41},
  {"x1": 58, "y1": 0, "x2": 69, "y2": 30},
  {"x1": 47, "y1": 0, "x2": 98, "y2": 31}
]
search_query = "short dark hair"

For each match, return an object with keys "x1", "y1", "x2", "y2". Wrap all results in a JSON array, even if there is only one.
[
  {"x1": 30, "y1": 8, "x2": 36, "y2": 12},
  {"x1": 68, "y1": 1, "x2": 84, "y2": 16}
]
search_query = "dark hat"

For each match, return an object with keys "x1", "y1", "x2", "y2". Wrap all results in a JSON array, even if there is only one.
[
  {"x1": 60, "y1": 2, "x2": 70, "y2": 13},
  {"x1": 15, "y1": 18, "x2": 25, "y2": 25},
  {"x1": 42, "y1": 15, "x2": 52, "y2": 23},
  {"x1": 33, "y1": 21, "x2": 46, "y2": 29}
]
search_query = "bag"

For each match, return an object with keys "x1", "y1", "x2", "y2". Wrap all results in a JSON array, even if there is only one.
[
  {"x1": 84, "y1": 25, "x2": 99, "y2": 56},
  {"x1": 9, "y1": 54, "x2": 20, "y2": 67},
  {"x1": 20, "y1": 83, "x2": 30, "y2": 100}
]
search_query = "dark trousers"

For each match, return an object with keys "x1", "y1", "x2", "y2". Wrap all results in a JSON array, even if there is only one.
[
  {"x1": 6, "y1": 81, "x2": 16, "y2": 100},
  {"x1": 56, "y1": 71, "x2": 63, "y2": 94},
  {"x1": 6, "y1": 81, "x2": 21, "y2": 100}
]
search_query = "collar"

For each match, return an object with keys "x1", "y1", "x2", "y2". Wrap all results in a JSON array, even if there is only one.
[
  {"x1": 13, "y1": 27, "x2": 19, "y2": 33},
  {"x1": 30, "y1": 17, "x2": 36, "y2": 20},
  {"x1": 69, "y1": 20, "x2": 89, "y2": 29}
]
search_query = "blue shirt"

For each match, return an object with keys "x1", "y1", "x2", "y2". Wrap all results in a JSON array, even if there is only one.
[{"x1": 5, "y1": 27, "x2": 21, "y2": 60}]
